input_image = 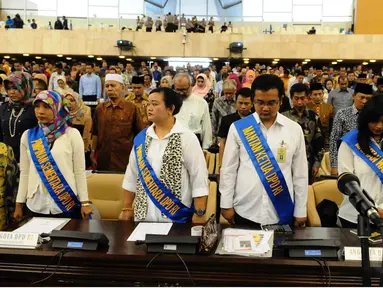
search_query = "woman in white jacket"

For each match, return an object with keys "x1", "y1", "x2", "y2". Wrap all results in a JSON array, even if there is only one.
[{"x1": 13, "y1": 90, "x2": 92, "y2": 220}]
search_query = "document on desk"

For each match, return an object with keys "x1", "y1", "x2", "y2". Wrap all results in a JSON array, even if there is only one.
[
  {"x1": 127, "y1": 223, "x2": 173, "y2": 241},
  {"x1": 13, "y1": 217, "x2": 70, "y2": 234},
  {"x1": 216, "y1": 228, "x2": 274, "y2": 257}
]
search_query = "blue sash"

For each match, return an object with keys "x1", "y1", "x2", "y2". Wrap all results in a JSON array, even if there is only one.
[
  {"x1": 340, "y1": 129, "x2": 383, "y2": 184},
  {"x1": 234, "y1": 115, "x2": 294, "y2": 224},
  {"x1": 133, "y1": 128, "x2": 194, "y2": 223},
  {"x1": 28, "y1": 127, "x2": 80, "y2": 215}
]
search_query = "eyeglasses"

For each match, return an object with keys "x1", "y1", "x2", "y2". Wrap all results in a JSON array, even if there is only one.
[
  {"x1": 254, "y1": 100, "x2": 280, "y2": 107},
  {"x1": 174, "y1": 87, "x2": 189, "y2": 94}
]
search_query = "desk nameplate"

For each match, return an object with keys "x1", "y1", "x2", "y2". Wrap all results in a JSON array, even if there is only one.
[
  {"x1": 344, "y1": 246, "x2": 383, "y2": 261},
  {"x1": 0, "y1": 232, "x2": 40, "y2": 249}
]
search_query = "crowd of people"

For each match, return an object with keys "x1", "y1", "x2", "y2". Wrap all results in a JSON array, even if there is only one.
[
  {"x1": 134, "y1": 13, "x2": 231, "y2": 33},
  {"x1": 0, "y1": 57, "x2": 383, "y2": 230},
  {"x1": 3, "y1": 14, "x2": 72, "y2": 30}
]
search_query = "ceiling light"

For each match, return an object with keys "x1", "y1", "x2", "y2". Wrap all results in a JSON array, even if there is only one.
[
  {"x1": 213, "y1": 58, "x2": 219, "y2": 61},
  {"x1": 96, "y1": 57, "x2": 103, "y2": 61},
  {"x1": 370, "y1": 60, "x2": 376, "y2": 63},
  {"x1": 57, "y1": 54, "x2": 63, "y2": 57},
  {"x1": 243, "y1": 58, "x2": 250, "y2": 61},
  {"x1": 66, "y1": 57, "x2": 72, "y2": 60},
  {"x1": 150, "y1": 57, "x2": 156, "y2": 60},
  {"x1": 88, "y1": 55, "x2": 94, "y2": 58},
  {"x1": 35, "y1": 56, "x2": 41, "y2": 59},
  {"x1": 274, "y1": 59, "x2": 280, "y2": 61},
  {"x1": 362, "y1": 62, "x2": 368, "y2": 65},
  {"x1": 304, "y1": 59, "x2": 311, "y2": 62},
  {"x1": 119, "y1": 55, "x2": 125, "y2": 59},
  {"x1": 337, "y1": 60, "x2": 343, "y2": 62},
  {"x1": 3, "y1": 56, "x2": 10, "y2": 59},
  {"x1": 302, "y1": 61, "x2": 307, "y2": 64},
  {"x1": 126, "y1": 58, "x2": 132, "y2": 61},
  {"x1": 272, "y1": 61, "x2": 278, "y2": 64},
  {"x1": 244, "y1": 61, "x2": 249, "y2": 64},
  {"x1": 23, "y1": 54, "x2": 29, "y2": 56},
  {"x1": 331, "y1": 62, "x2": 337, "y2": 65}
]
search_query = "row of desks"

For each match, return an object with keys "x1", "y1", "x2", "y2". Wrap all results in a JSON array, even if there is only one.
[{"x1": 0, "y1": 220, "x2": 382, "y2": 286}]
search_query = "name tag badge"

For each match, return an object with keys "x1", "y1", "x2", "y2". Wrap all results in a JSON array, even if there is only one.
[{"x1": 277, "y1": 141, "x2": 286, "y2": 163}]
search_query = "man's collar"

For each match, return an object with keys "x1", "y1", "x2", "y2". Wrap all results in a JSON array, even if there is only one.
[
  {"x1": 130, "y1": 93, "x2": 149, "y2": 101},
  {"x1": 352, "y1": 104, "x2": 359, "y2": 115},
  {"x1": 291, "y1": 107, "x2": 308, "y2": 117},
  {"x1": 254, "y1": 112, "x2": 285, "y2": 127},
  {"x1": 106, "y1": 97, "x2": 124, "y2": 108}
]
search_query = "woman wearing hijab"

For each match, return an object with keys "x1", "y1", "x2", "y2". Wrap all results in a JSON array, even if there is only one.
[
  {"x1": 55, "y1": 75, "x2": 73, "y2": 95},
  {"x1": 119, "y1": 87, "x2": 208, "y2": 223},
  {"x1": 243, "y1": 70, "x2": 256, "y2": 89},
  {"x1": 33, "y1": 73, "x2": 48, "y2": 87},
  {"x1": 13, "y1": 91, "x2": 92, "y2": 220},
  {"x1": 0, "y1": 72, "x2": 38, "y2": 162},
  {"x1": 160, "y1": 76, "x2": 173, "y2": 88},
  {"x1": 227, "y1": 73, "x2": 242, "y2": 91},
  {"x1": 192, "y1": 73, "x2": 214, "y2": 112},
  {"x1": 192, "y1": 73, "x2": 211, "y2": 97},
  {"x1": 64, "y1": 91, "x2": 92, "y2": 168}
]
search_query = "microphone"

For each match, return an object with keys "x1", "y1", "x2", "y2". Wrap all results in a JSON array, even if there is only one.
[{"x1": 337, "y1": 172, "x2": 382, "y2": 227}]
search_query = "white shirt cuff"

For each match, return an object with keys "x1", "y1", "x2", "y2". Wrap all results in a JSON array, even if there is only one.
[
  {"x1": 220, "y1": 194, "x2": 234, "y2": 209},
  {"x1": 293, "y1": 205, "x2": 307, "y2": 218},
  {"x1": 192, "y1": 188, "x2": 209, "y2": 198}
]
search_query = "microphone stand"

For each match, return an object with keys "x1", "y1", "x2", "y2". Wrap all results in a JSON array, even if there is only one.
[{"x1": 357, "y1": 214, "x2": 371, "y2": 287}]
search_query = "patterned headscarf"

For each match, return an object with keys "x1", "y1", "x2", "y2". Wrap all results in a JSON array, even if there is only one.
[
  {"x1": 64, "y1": 91, "x2": 85, "y2": 121},
  {"x1": 33, "y1": 91, "x2": 71, "y2": 146},
  {"x1": 4, "y1": 72, "x2": 34, "y2": 102}
]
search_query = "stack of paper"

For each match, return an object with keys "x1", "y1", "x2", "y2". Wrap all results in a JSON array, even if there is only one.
[
  {"x1": 216, "y1": 228, "x2": 274, "y2": 257},
  {"x1": 127, "y1": 223, "x2": 173, "y2": 241},
  {"x1": 13, "y1": 217, "x2": 71, "y2": 234}
]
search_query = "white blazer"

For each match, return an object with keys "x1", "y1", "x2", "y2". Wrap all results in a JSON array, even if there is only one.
[{"x1": 16, "y1": 127, "x2": 89, "y2": 204}]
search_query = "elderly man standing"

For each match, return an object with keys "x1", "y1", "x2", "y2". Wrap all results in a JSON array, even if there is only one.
[
  {"x1": 211, "y1": 79, "x2": 236, "y2": 142},
  {"x1": 91, "y1": 74, "x2": 145, "y2": 172},
  {"x1": 125, "y1": 76, "x2": 150, "y2": 127},
  {"x1": 174, "y1": 73, "x2": 212, "y2": 150}
]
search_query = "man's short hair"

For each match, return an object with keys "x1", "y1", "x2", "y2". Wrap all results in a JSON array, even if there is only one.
[
  {"x1": 235, "y1": 87, "x2": 253, "y2": 102},
  {"x1": 86, "y1": 63, "x2": 94, "y2": 68},
  {"x1": 252, "y1": 74, "x2": 285, "y2": 100},
  {"x1": 290, "y1": 83, "x2": 309, "y2": 98}
]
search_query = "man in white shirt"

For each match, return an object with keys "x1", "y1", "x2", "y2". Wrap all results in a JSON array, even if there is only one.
[
  {"x1": 48, "y1": 62, "x2": 65, "y2": 91},
  {"x1": 174, "y1": 73, "x2": 212, "y2": 150},
  {"x1": 220, "y1": 74, "x2": 308, "y2": 227}
]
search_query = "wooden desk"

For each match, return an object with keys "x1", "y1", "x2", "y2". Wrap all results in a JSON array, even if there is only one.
[{"x1": 0, "y1": 220, "x2": 382, "y2": 286}]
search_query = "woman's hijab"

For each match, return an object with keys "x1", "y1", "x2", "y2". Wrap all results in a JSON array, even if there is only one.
[
  {"x1": 64, "y1": 91, "x2": 85, "y2": 122},
  {"x1": 33, "y1": 90, "x2": 71, "y2": 146},
  {"x1": 243, "y1": 70, "x2": 256, "y2": 89},
  {"x1": 192, "y1": 73, "x2": 211, "y2": 97},
  {"x1": 55, "y1": 75, "x2": 72, "y2": 95},
  {"x1": 160, "y1": 76, "x2": 173, "y2": 88},
  {"x1": 4, "y1": 72, "x2": 33, "y2": 103},
  {"x1": 33, "y1": 73, "x2": 48, "y2": 86},
  {"x1": 227, "y1": 73, "x2": 242, "y2": 91}
]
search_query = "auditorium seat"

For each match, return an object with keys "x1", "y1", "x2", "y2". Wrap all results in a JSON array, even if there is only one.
[
  {"x1": 317, "y1": 152, "x2": 331, "y2": 177},
  {"x1": 307, "y1": 180, "x2": 344, "y2": 227},
  {"x1": 206, "y1": 181, "x2": 217, "y2": 221},
  {"x1": 87, "y1": 173, "x2": 125, "y2": 220},
  {"x1": 208, "y1": 153, "x2": 216, "y2": 175}
]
